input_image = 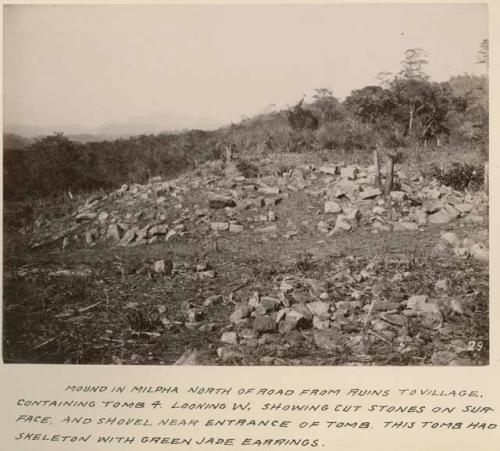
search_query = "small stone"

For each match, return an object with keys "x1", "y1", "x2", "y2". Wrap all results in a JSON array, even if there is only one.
[
  {"x1": 394, "y1": 222, "x2": 419, "y2": 231},
  {"x1": 258, "y1": 185, "x2": 280, "y2": 195},
  {"x1": 319, "y1": 165, "x2": 338, "y2": 175},
  {"x1": 218, "y1": 347, "x2": 243, "y2": 362},
  {"x1": 258, "y1": 297, "x2": 281, "y2": 313},
  {"x1": 359, "y1": 188, "x2": 381, "y2": 200},
  {"x1": 324, "y1": 201, "x2": 342, "y2": 214},
  {"x1": 430, "y1": 350, "x2": 456, "y2": 366},
  {"x1": 390, "y1": 191, "x2": 407, "y2": 201},
  {"x1": 435, "y1": 279, "x2": 448, "y2": 291},
  {"x1": 340, "y1": 166, "x2": 359, "y2": 180},
  {"x1": 174, "y1": 350, "x2": 201, "y2": 365},
  {"x1": 440, "y1": 232, "x2": 460, "y2": 247},
  {"x1": 98, "y1": 211, "x2": 110, "y2": 221},
  {"x1": 264, "y1": 197, "x2": 282, "y2": 207},
  {"x1": 203, "y1": 295, "x2": 222, "y2": 307},
  {"x1": 165, "y1": 230, "x2": 177, "y2": 241},
  {"x1": 76, "y1": 212, "x2": 98, "y2": 222},
  {"x1": 470, "y1": 243, "x2": 488, "y2": 263},
  {"x1": 428, "y1": 210, "x2": 451, "y2": 224},
  {"x1": 85, "y1": 230, "x2": 97, "y2": 244},
  {"x1": 307, "y1": 301, "x2": 330, "y2": 320},
  {"x1": 314, "y1": 329, "x2": 346, "y2": 351},
  {"x1": 419, "y1": 303, "x2": 444, "y2": 328},
  {"x1": 230, "y1": 304, "x2": 252, "y2": 323},
  {"x1": 153, "y1": 259, "x2": 166, "y2": 273},
  {"x1": 278, "y1": 310, "x2": 308, "y2": 333},
  {"x1": 334, "y1": 215, "x2": 351, "y2": 232},
  {"x1": 312, "y1": 317, "x2": 330, "y2": 330},
  {"x1": 290, "y1": 288, "x2": 310, "y2": 304},
  {"x1": 62, "y1": 236, "x2": 70, "y2": 249},
  {"x1": 407, "y1": 295, "x2": 429, "y2": 310},
  {"x1": 255, "y1": 225, "x2": 278, "y2": 233},
  {"x1": 267, "y1": 211, "x2": 276, "y2": 222},
  {"x1": 211, "y1": 222, "x2": 229, "y2": 232},
  {"x1": 220, "y1": 331, "x2": 238, "y2": 345},
  {"x1": 449, "y1": 298, "x2": 465, "y2": 315},
  {"x1": 280, "y1": 279, "x2": 294, "y2": 293},
  {"x1": 317, "y1": 221, "x2": 330, "y2": 233},
  {"x1": 253, "y1": 315, "x2": 277, "y2": 335},
  {"x1": 229, "y1": 224, "x2": 244, "y2": 233},
  {"x1": 119, "y1": 229, "x2": 137, "y2": 246},
  {"x1": 209, "y1": 195, "x2": 236, "y2": 209}
]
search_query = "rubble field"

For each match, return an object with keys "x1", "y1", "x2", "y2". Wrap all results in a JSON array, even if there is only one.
[{"x1": 3, "y1": 153, "x2": 489, "y2": 365}]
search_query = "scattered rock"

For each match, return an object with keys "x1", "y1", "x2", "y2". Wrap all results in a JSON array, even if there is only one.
[
  {"x1": 324, "y1": 201, "x2": 342, "y2": 214},
  {"x1": 340, "y1": 166, "x2": 359, "y2": 180},
  {"x1": 307, "y1": 301, "x2": 330, "y2": 320},
  {"x1": 220, "y1": 331, "x2": 238, "y2": 345},
  {"x1": 174, "y1": 350, "x2": 201, "y2": 365},
  {"x1": 319, "y1": 165, "x2": 338, "y2": 175},
  {"x1": 470, "y1": 243, "x2": 488, "y2": 263},
  {"x1": 359, "y1": 188, "x2": 381, "y2": 200},
  {"x1": 253, "y1": 315, "x2": 277, "y2": 335},
  {"x1": 211, "y1": 222, "x2": 229, "y2": 232},
  {"x1": 440, "y1": 232, "x2": 460, "y2": 247},
  {"x1": 230, "y1": 304, "x2": 252, "y2": 323},
  {"x1": 209, "y1": 195, "x2": 236, "y2": 209},
  {"x1": 314, "y1": 329, "x2": 346, "y2": 351}
]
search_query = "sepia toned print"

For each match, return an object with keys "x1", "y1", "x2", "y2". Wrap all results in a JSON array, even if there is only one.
[{"x1": 2, "y1": 4, "x2": 488, "y2": 365}]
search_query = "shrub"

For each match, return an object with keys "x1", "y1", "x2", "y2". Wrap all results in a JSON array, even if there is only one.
[
  {"x1": 286, "y1": 100, "x2": 319, "y2": 132},
  {"x1": 427, "y1": 162, "x2": 484, "y2": 191}
]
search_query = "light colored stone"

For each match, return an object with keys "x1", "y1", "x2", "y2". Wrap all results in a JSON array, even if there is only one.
[
  {"x1": 229, "y1": 223, "x2": 244, "y2": 233},
  {"x1": 359, "y1": 188, "x2": 381, "y2": 200},
  {"x1": 307, "y1": 301, "x2": 330, "y2": 320},
  {"x1": 211, "y1": 222, "x2": 229, "y2": 232},
  {"x1": 317, "y1": 221, "x2": 330, "y2": 233},
  {"x1": 340, "y1": 166, "x2": 359, "y2": 180},
  {"x1": 440, "y1": 232, "x2": 460, "y2": 247},
  {"x1": 471, "y1": 243, "x2": 488, "y2": 263},
  {"x1": 314, "y1": 329, "x2": 347, "y2": 351},
  {"x1": 390, "y1": 191, "x2": 407, "y2": 201},
  {"x1": 407, "y1": 295, "x2": 429, "y2": 310},
  {"x1": 230, "y1": 304, "x2": 252, "y2": 323},
  {"x1": 319, "y1": 165, "x2": 338, "y2": 175},
  {"x1": 221, "y1": 331, "x2": 238, "y2": 345},
  {"x1": 324, "y1": 201, "x2": 342, "y2": 214}
]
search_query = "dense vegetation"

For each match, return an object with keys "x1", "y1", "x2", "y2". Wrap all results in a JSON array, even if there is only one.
[{"x1": 4, "y1": 46, "x2": 488, "y2": 203}]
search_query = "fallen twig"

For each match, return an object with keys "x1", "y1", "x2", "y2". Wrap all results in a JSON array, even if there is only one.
[{"x1": 31, "y1": 337, "x2": 56, "y2": 351}]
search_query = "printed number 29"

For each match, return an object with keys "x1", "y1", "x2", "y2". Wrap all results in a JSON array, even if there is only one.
[{"x1": 468, "y1": 341, "x2": 484, "y2": 352}]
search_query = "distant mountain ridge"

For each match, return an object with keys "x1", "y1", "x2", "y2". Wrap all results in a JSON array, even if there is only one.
[{"x1": 3, "y1": 111, "x2": 226, "y2": 145}]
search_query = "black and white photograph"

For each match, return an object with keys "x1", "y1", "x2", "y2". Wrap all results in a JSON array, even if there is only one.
[{"x1": 2, "y1": 3, "x2": 489, "y2": 366}]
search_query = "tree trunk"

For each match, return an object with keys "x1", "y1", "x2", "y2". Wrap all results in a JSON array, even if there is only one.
[
  {"x1": 408, "y1": 104, "x2": 414, "y2": 139},
  {"x1": 373, "y1": 148, "x2": 382, "y2": 190},
  {"x1": 484, "y1": 161, "x2": 489, "y2": 194},
  {"x1": 384, "y1": 156, "x2": 394, "y2": 195}
]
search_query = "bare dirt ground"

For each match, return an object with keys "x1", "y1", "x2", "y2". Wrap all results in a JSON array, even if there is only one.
[{"x1": 2, "y1": 152, "x2": 489, "y2": 366}]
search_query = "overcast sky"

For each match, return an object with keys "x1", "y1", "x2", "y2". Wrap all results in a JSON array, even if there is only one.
[{"x1": 3, "y1": 4, "x2": 488, "y2": 133}]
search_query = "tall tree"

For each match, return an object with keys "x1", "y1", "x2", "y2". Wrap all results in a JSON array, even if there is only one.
[
  {"x1": 312, "y1": 88, "x2": 342, "y2": 122},
  {"x1": 476, "y1": 38, "x2": 489, "y2": 69},
  {"x1": 400, "y1": 48, "x2": 429, "y2": 80}
]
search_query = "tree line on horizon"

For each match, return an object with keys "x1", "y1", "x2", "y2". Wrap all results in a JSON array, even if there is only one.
[{"x1": 3, "y1": 43, "x2": 488, "y2": 203}]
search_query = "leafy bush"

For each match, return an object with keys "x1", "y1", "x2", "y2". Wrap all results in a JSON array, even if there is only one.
[
  {"x1": 236, "y1": 159, "x2": 259, "y2": 178},
  {"x1": 286, "y1": 100, "x2": 319, "y2": 132},
  {"x1": 427, "y1": 162, "x2": 484, "y2": 191}
]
